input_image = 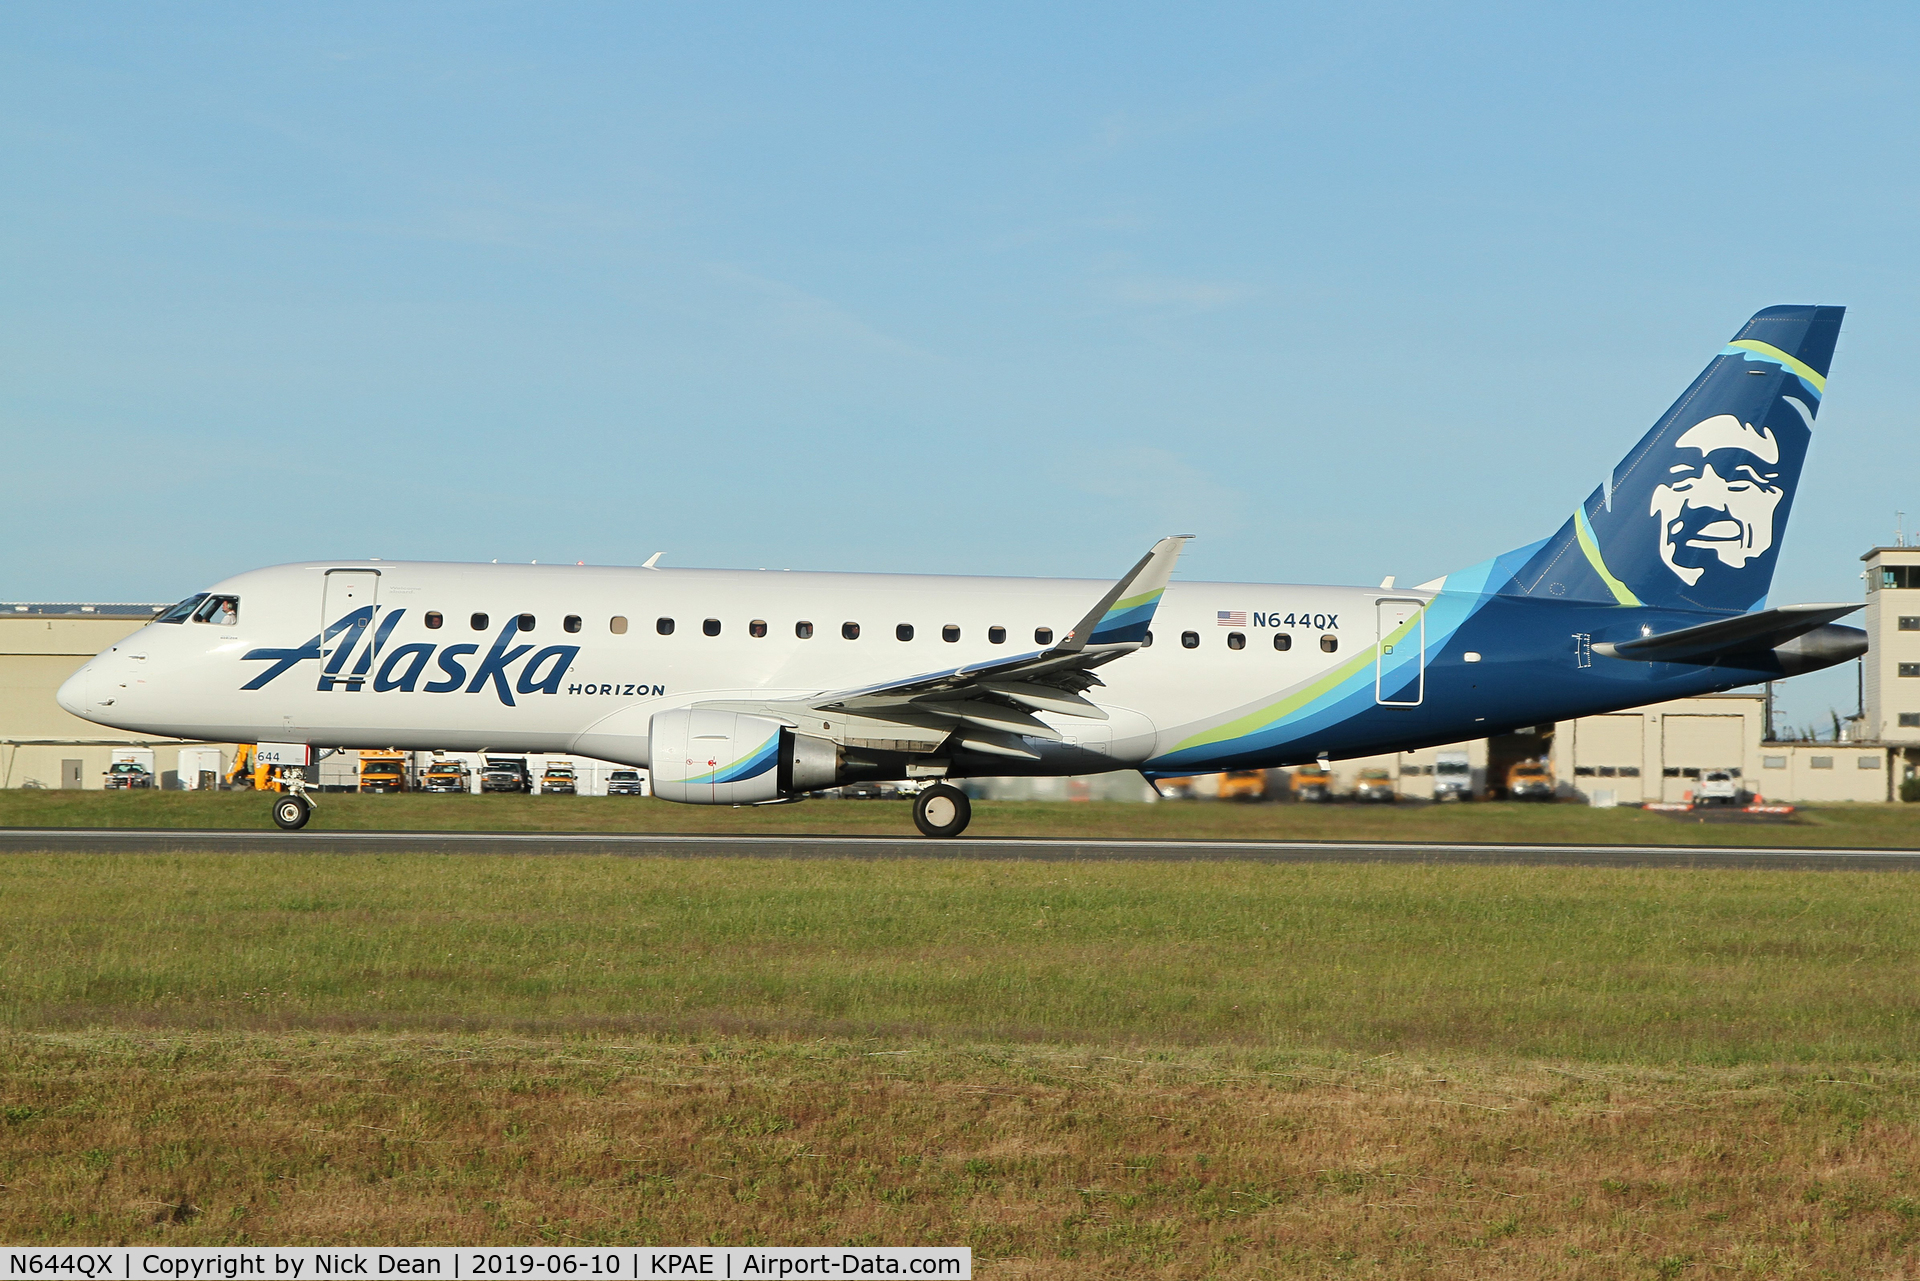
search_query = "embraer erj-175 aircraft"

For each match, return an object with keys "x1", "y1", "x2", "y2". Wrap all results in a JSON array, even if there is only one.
[{"x1": 61, "y1": 305, "x2": 1863, "y2": 838}]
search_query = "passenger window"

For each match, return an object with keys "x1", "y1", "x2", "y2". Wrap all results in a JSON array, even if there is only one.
[
  {"x1": 1034, "y1": 627, "x2": 1053, "y2": 645},
  {"x1": 517, "y1": 613, "x2": 535, "y2": 632},
  {"x1": 1181, "y1": 631, "x2": 1199, "y2": 649},
  {"x1": 988, "y1": 626, "x2": 1006, "y2": 645},
  {"x1": 1142, "y1": 630, "x2": 1154, "y2": 647},
  {"x1": 1273, "y1": 633, "x2": 1291, "y2": 651},
  {"x1": 1321, "y1": 635, "x2": 1338, "y2": 653},
  {"x1": 155, "y1": 594, "x2": 209, "y2": 624},
  {"x1": 657, "y1": 618, "x2": 675, "y2": 636},
  {"x1": 425, "y1": 611, "x2": 443, "y2": 630},
  {"x1": 472, "y1": 613, "x2": 489, "y2": 631},
  {"x1": 564, "y1": 615, "x2": 581, "y2": 633},
  {"x1": 943, "y1": 625, "x2": 960, "y2": 643},
  {"x1": 750, "y1": 620, "x2": 768, "y2": 638},
  {"x1": 796, "y1": 621, "x2": 814, "y2": 639},
  {"x1": 191, "y1": 595, "x2": 240, "y2": 625},
  {"x1": 704, "y1": 619, "x2": 722, "y2": 636},
  {"x1": 842, "y1": 622, "x2": 861, "y2": 640},
  {"x1": 610, "y1": 616, "x2": 628, "y2": 635},
  {"x1": 896, "y1": 624, "x2": 914, "y2": 641},
  {"x1": 1227, "y1": 631, "x2": 1245, "y2": 650}
]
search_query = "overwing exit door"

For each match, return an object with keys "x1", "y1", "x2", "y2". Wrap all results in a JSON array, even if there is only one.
[{"x1": 1375, "y1": 597, "x2": 1426, "y2": 706}]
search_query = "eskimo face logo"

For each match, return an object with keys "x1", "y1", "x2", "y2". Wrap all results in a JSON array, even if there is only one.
[{"x1": 1648, "y1": 414, "x2": 1785, "y2": 586}]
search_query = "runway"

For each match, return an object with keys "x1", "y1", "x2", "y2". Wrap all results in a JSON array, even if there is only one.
[{"x1": 2, "y1": 827, "x2": 1918, "y2": 869}]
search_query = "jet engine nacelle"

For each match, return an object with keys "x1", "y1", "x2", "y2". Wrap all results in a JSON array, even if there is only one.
[{"x1": 648, "y1": 708, "x2": 841, "y2": 804}]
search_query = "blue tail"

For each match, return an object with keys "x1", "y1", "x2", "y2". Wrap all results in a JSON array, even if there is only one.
[{"x1": 1492, "y1": 305, "x2": 1844, "y2": 614}]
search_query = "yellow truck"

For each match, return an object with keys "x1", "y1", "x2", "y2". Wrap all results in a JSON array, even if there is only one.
[
  {"x1": 1505, "y1": 760, "x2": 1554, "y2": 801},
  {"x1": 1289, "y1": 765, "x2": 1335, "y2": 802},
  {"x1": 358, "y1": 750, "x2": 409, "y2": 793},
  {"x1": 1216, "y1": 770, "x2": 1268, "y2": 802}
]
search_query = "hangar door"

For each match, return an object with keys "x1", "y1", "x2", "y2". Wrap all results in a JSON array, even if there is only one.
[
  {"x1": 1574, "y1": 714, "x2": 1644, "y2": 800},
  {"x1": 1661, "y1": 715, "x2": 1745, "y2": 801}
]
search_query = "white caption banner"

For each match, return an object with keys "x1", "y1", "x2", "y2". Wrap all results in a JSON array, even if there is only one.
[{"x1": 2, "y1": 1250, "x2": 970, "y2": 1281}]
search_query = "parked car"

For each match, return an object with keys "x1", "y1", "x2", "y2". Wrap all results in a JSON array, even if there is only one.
[
  {"x1": 605, "y1": 770, "x2": 646, "y2": 797},
  {"x1": 481, "y1": 757, "x2": 531, "y2": 793},
  {"x1": 103, "y1": 761, "x2": 155, "y2": 790},
  {"x1": 1696, "y1": 770, "x2": 1742, "y2": 806},
  {"x1": 421, "y1": 760, "x2": 471, "y2": 793},
  {"x1": 1506, "y1": 761, "x2": 1555, "y2": 801},
  {"x1": 1433, "y1": 749, "x2": 1473, "y2": 802},
  {"x1": 1352, "y1": 767, "x2": 1397, "y2": 803},
  {"x1": 540, "y1": 765, "x2": 577, "y2": 795}
]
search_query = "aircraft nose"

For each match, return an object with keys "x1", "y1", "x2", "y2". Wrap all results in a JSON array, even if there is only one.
[{"x1": 56, "y1": 663, "x2": 94, "y2": 717}]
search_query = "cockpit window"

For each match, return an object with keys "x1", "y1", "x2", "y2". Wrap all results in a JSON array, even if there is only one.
[
  {"x1": 155, "y1": 594, "x2": 209, "y2": 624},
  {"x1": 191, "y1": 595, "x2": 239, "y2": 625}
]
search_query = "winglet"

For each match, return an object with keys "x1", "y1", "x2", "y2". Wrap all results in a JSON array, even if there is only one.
[{"x1": 1064, "y1": 535, "x2": 1191, "y2": 652}]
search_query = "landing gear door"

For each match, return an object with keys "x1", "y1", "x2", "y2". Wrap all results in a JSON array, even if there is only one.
[
  {"x1": 321, "y1": 570, "x2": 380, "y2": 660},
  {"x1": 1375, "y1": 597, "x2": 1425, "y2": 707}
]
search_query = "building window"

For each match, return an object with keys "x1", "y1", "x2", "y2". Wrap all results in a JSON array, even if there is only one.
[
  {"x1": 988, "y1": 626, "x2": 1006, "y2": 645},
  {"x1": 425, "y1": 612, "x2": 443, "y2": 630},
  {"x1": 564, "y1": 615, "x2": 581, "y2": 633},
  {"x1": 1763, "y1": 755, "x2": 1786, "y2": 769},
  {"x1": 1321, "y1": 635, "x2": 1339, "y2": 653},
  {"x1": 1901, "y1": 617, "x2": 1920, "y2": 631},
  {"x1": 517, "y1": 614, "x2": 535, "y2": 632},
  {"x1": 1573, "y1": 765, "x2": 1595, "y2": 776},
  {"x1": 1181, "y1": 631, "x2": 1200, "y2": 649},
  {"x1": 842, "y1": 622, "x2": 860, "y2": 640},
  {"x1": 1811, "y1": 755, "x2": 1833, "y2": 770},
  {"x1": 795, "y1": 621, "x2": 813, "y2": 639},
  {"x1": 1681, "y1": 767, "x2": 1700, "y2": 778},
  {"x1": 1860, "y1": 754, "x2": 1883, "y2": 769},
  {"x1": 1901, "y1": 663, "x2": 1920, "y2": 678},
  {"x1": 1035, "y1": 627, "x2": 1053, "y2": 645},
  {"x1": 1274, "y1": 634, "x2": 1292, "y2": 651},
  {"x1": 897, "y1": 624, "x2": 914, "y2": 642},
  {"x1": 657, "y1": 618, "x2": 674, "y2": 636},
  {"x1": 749, "y1": 620, "x2": 767, "y2": 638},
  {"x1": 1619, "y1": 767, "x2": 1640, "y2": 777},
  {"x1": 1880, "y1": 566, "x2": 1920, "y2": 590},
  {"x1": 1901, "y1": 713, "x2": 1920, "y2": 728},
  {"x1": 1227, "y1": 631, "x2": 1246, "y2": 650},
  {"x1": 703, "y1": 619, "x2": 721, "y2": 636},
  {"x1": 943, "y1": 625, "x2": 959, "y2": 642},
  {"x1": 610, "y1": 616, "x2": 628, "y2": 635},
  {"x1": 471, "y1": 613, "x2": 489, "y2": 631}
]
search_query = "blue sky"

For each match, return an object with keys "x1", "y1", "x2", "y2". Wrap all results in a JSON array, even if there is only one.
[{"x1": 4, "y1": 4, "x2": 1916, "y2": 730}]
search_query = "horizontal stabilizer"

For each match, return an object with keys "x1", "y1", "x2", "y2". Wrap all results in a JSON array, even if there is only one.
[{"x1": 1592, "y1": 603, "x2": 1862, "y2": 664}]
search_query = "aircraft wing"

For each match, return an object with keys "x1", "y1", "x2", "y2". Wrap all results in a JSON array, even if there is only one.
[
  {"x1": 784, "y1": 535, "x2": 1190, "y2": 756},
  {"x1": 1591, "y1": 602, "x2": 1862, "y2": 664}
]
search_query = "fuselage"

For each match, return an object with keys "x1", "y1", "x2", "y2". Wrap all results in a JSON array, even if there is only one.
[{"x1": 59, "y1": 558, "x2": 1787, "y2": 778}]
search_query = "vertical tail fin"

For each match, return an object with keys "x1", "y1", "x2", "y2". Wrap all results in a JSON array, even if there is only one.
[{"x1": 1493, "y1": 305, "x2": 1844, "y2": 613}]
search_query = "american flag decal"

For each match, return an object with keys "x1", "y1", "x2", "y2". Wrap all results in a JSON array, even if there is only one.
[{"x1": 1217, "y1": 610, "x2": 1246, "y2": 627}]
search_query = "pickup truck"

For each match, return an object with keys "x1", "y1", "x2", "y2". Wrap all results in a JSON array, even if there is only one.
[
  {"x1": 540, "y1": 766, "x2": 577, "y2": 795},
  {"x1": 1352, "y1": 767, "x2": 1396, "y2": 804},
  {"x1": 1289, "y1": 765, "x2": 1334, "y2": 803},
  {"x1": 481, "y1": 757, "x2": 531, "y2": 794},
  {"x1": 605, "y1": 770, "x2": 646, "y2": 797},
  {"x1": 103, "y1": 761, "x2": 155, "y2": 790},
  {"x1": 1506, "y1": 761, "x2": 1555, "y2": 801},
  {"x1": 421, "y1": 761, "x2": 471, "y2": 793}
]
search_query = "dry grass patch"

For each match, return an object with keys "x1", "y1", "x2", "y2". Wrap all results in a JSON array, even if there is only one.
[{"x1": 3, "y1": 1033, "x2": 1920, "y2": 1277}]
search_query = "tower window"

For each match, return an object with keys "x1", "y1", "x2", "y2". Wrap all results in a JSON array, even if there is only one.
[{"x1": 1901, "y1": 616, "x2": 1920, "y2": 631}]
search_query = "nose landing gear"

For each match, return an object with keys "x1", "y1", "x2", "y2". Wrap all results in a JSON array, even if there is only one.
[
  {"x1": 912, "y1": 784, "x2": 971, "y2": 838},
  {"x1": 271, "y1": 777, "x2": 316, "y2": 830}
]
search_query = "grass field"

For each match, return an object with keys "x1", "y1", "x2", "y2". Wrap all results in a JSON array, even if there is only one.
[
  {"x1": 7, "y1": 788, "x2": 1920, "y2": 847},
  {"x1": 5, "y1": 851, "x2": 1920, "y2": 1274}
]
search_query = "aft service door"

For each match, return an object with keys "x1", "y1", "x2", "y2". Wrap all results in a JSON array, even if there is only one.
[
  {"x1": 320, "y1": 569, "x2": 380, "y2": 663},
  {"x1": 1375, "y1": 597, "x2": 1426, "y2": 707}
]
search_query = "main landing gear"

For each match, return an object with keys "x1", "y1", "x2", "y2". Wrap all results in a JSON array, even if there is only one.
[
  {"x1": 271, "y1": 777, "x2": 316, "y2": 831},
  {"x1": 912, "y1": 784, "x2": 971, "y2": 838}
]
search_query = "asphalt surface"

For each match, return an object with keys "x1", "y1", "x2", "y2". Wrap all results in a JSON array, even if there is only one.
[{"x1": 2, "y1": 827, "x2": 1918, "y2": 869}]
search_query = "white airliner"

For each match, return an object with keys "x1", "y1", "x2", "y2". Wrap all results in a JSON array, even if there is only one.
[{"x1": 60, "y1": 306, "x2": 1865, "y2": 836}]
